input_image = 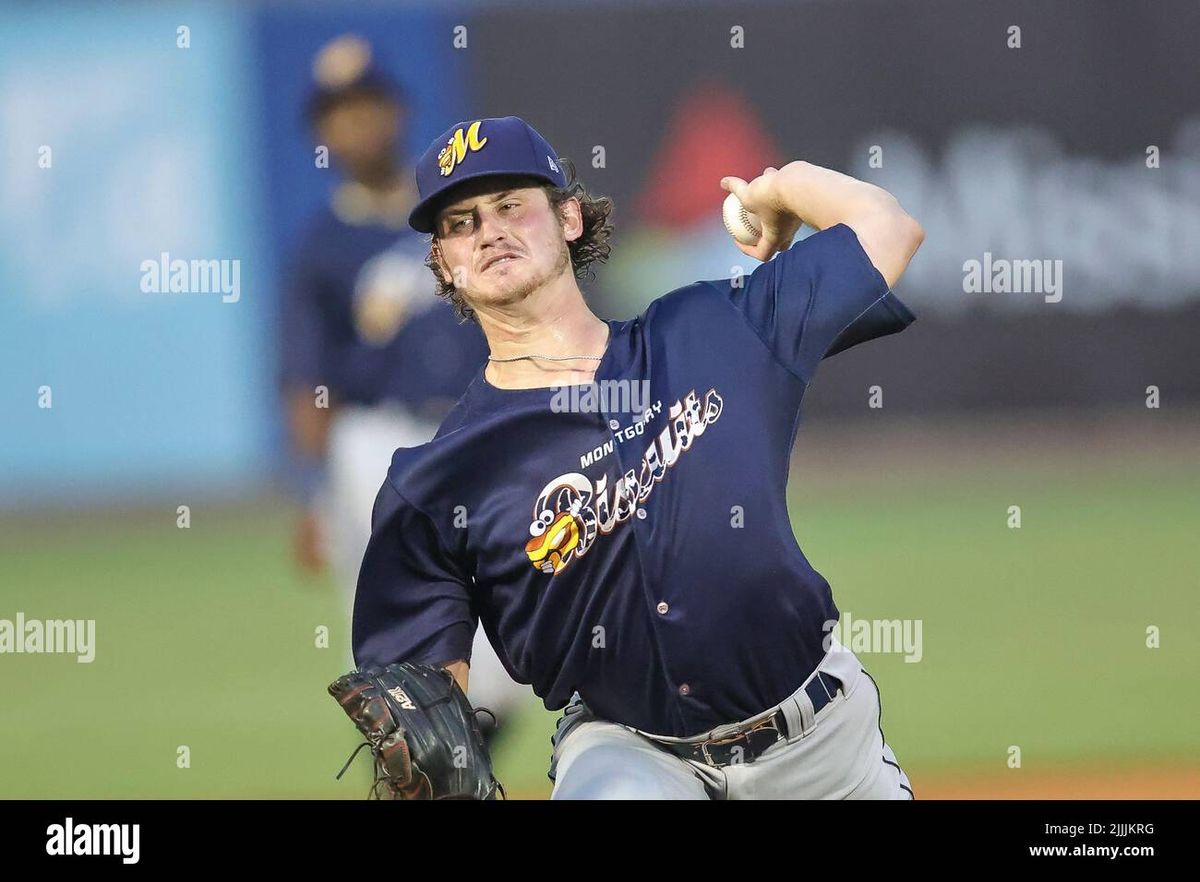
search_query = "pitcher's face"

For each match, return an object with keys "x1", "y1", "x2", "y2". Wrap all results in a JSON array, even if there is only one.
[{"x1": 433, "y1": 178, "x2": 581, "y2": 312}]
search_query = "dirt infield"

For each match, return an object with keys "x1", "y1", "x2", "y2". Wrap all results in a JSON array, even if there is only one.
[{"x1": 911, "y1": 763, "x2": 1200, "y2": 799}]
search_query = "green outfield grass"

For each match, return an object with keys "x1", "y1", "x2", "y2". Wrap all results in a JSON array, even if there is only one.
[{"x1": 1, "y1": 454, "x2": 1197, "y2": 798}]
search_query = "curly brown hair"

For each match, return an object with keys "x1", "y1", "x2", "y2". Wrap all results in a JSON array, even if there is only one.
[{"x1": 422, "y1": 157, "x2": 615, "y2": 323}]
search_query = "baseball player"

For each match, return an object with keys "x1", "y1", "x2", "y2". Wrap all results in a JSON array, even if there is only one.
[
  {"x1": 351, "y1": 115, "x2": 924, "y2": 799},
  {"x1": 279, "y1": 39, "x2": 529, "y2": 742}
]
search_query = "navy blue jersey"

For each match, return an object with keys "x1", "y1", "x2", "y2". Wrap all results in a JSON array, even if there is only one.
[
  {"x1": 353, "y1": 223, "x2": 916, "y2": 737},
  {"x1": 279, "y1": 206, "x2": 488, "y2": 415}
]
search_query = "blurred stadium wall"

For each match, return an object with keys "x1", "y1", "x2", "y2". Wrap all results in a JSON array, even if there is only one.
[{"x1": 2, "y1": 0, "x2": 1197, "y2": 510}]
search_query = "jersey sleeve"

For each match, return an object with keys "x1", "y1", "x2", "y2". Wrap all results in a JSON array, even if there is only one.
[
  {"x1": 278, "y1": 241, "x2": 328, "y2": 391},
  {"x1": 352, "y1": 477, "x2": 476, "y2": 670},
  {"x1": 704, "y1": 223, "x2": 916, "y2": 384}
]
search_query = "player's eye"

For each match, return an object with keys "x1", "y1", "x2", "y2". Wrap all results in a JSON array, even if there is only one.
[
  {"x1": 500, "y1": 201, "x2": 517, "y2": 211},
  {"x1": 449, "y1": 217, "x2": 471, "y2": 233}
]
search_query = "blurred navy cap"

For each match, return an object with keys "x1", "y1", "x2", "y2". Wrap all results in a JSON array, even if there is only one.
[
  {"x1": 408, "y1": 116, "x2": 567, "y2": 234},
  {"x1": 305, "y1": 34, "x2": 405, "y2": 123}
]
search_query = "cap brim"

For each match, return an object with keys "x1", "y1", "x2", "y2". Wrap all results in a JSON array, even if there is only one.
[
  {"x1": 305, "y1": 74, "x2": 402, "y2": 125},
  {"x1": 408, "y1": 167, "x2": 564, "y2": 233}
]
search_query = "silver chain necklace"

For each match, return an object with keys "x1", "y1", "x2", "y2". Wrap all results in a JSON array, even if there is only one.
[
  {"x1": 487, "y1": 353, "x2": 602, "y2": 363},
  {"x1": 487, "y1": 327, "x2": 610, "y2": 364}
]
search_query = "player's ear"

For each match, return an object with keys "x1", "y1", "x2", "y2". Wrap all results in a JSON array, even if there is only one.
[
  {"x1": 312, "y1": 113, "x2": 333, "y2": 149},
  {"x1": 432, "y1": 238, "x2": 471, "y2": 290},
  {"x1": 430, "y1": 237, "x2": 452, "y2": 282},
  {"x1": 557, "y1": 194, "x2": 584, "y2": 244}
]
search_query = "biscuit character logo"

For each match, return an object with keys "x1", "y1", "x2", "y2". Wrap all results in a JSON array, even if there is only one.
[
  {"x1": 437, "y1": 121, "x2": 488, "y2": 177},
  {"x1": 524, "y1": 387, "x2": 724, "y2": 576},
  {"x1": 525, "y1": 510, "x2": 582, "y2": 575}
]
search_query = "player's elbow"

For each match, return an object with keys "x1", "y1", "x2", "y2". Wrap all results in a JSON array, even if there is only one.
[
  {"x1": 872, "y1": 194, "x2": 924, "y2": 251},
  {"x1": 849, "y1": 203, "x2": 924, "y2": 288},
  {"x1": 899, "y1": 210, "x2": 925, "y2": 253},
  {"x1": 902, "y1": 209, "x2": 925, "y2": 263},
  {"x1": 893, "y1": 211, "x2": 925, "y2": 275}
]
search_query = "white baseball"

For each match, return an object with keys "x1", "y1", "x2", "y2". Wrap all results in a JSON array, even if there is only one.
[{"x1": 722, "y1": 192, "x2": 762, "y2": 246}]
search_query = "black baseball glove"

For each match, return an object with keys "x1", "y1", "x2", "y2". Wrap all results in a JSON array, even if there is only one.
[{"x1": 329, "y1": 662, "x2": 504, "y2": 800}]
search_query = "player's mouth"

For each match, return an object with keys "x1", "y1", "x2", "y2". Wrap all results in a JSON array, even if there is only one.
[{"x1": 480, "y1": 252, "x2": 522, "y2": 272}]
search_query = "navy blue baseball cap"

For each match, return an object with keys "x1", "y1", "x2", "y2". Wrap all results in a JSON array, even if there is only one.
[
  {"x1": 408, "y1": 116, "x2": 568, "y2": 234},
  {"x1": 305, "y1": 34, "x2": 406, "y2": 124}
]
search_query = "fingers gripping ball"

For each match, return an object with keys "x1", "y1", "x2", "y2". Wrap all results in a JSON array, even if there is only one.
[
  {"x1": 722, "y1": 192, "x2": 762, "y2": 246},
  {"x1": 329, "y1": 662, "x2": 505, "y2": 800}
]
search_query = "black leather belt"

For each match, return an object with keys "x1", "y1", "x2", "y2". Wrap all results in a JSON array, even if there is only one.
[{"x1": 650, "y1": 671, "x2": 843, "y2": 767}]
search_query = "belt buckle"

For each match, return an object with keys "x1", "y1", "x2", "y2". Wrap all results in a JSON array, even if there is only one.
[
  {"x1": 698, "y1": 715, "x2": 779, "y2": 766},
  {"x1": 699, "y1": 734, "x2": 741, "y2": 766}
]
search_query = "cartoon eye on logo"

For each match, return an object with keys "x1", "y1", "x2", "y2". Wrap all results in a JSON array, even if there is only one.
[
  {"x1": 525, "y1": 512, "x2": 582, "y2": 575},
  {"x1": 437, "y1": 121, "x2": 489, "y2": 177}
]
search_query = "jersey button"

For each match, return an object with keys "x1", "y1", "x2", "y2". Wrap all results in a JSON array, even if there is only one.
[
  {"x1": 677, "y1": 683, "x2": 691, "y2": 697},
  {"x1": 656, "y1": 601, "x2": 669, "y2": 615}
]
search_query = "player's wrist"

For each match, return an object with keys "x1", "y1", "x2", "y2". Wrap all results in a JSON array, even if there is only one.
[
  {"x1": 773, "y1": 161, "x2": 884, "y2": 230},
  {"x1": 756, "y1": 162, "x2": 811, "y2": 227}
]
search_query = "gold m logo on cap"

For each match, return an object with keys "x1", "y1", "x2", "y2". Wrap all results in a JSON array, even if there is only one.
[{"x1": 437, "y1": 121, "x2": 488, "y2": 177}]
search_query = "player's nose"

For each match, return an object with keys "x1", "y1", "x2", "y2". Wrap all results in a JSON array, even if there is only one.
[
  {"x1": 475, "y1": 215, "x2": 512, "y2": 267},
  {"x1": 475, "y1": 206, "x2": 510, "y2": 241}
]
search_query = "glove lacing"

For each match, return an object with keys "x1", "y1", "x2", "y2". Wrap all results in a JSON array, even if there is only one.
[{"x1": 333, "y1": 705, "x2": 507, "y2": 800}]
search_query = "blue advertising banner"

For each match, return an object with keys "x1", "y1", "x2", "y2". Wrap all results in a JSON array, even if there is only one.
[{"x1": 0, "y1": 4, "x2": 271, "y2": 505}]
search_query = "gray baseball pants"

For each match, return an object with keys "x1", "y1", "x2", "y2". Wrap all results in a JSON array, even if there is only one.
[{"x1": 548, "y1": 636, "x2": 914, "y2": 799}]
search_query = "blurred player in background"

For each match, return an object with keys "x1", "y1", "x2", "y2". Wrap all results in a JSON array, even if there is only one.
[{"x1": 278, "y1": 35, "x2": 528, "y2": 745}]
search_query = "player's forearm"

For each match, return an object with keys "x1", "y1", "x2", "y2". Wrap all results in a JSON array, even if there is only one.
[
  {"x1": 774, "y1": 160, "x2": 924, "y2": 288},
  {"x1": 287, "y1": 388, "x2": 334, "y2": 458},
  {"x1": 772, "y1": 160, "x2": 899, "y2": 230},
  {"x1": 285, "y1": 389, "x2": 336, "y2": 509},
  {"x1": 443, "y1": 659, "x2": 470, "y2": 695}
]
